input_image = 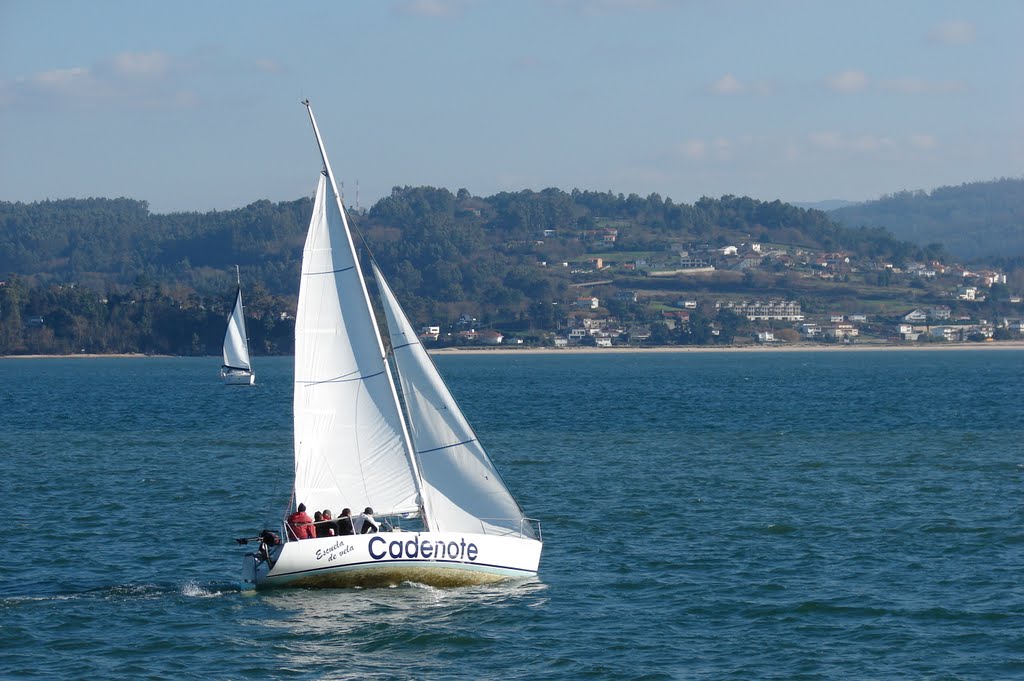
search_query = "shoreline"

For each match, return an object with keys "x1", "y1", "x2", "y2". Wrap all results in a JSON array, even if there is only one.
[
  {"x1": 428, "y1": 341, "x2": 1024, "y2": 355},
  {"x1": 4, "y1": 341, "x2": 1024, "y2": 359}
]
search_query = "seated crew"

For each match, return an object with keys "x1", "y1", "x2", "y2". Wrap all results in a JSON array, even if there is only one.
[
  {"x1": 318, "y1": 509, "x2": 337, "y2": 538},
  {"x1": 357, "y1": 507, "x2": 380, "y2": 534},
  {"x1": 336, "y1": 508, "x2": 354, "y2": 535},
  {"x1": 286, "y1": 503, "x2": 315, "y2": 540}
]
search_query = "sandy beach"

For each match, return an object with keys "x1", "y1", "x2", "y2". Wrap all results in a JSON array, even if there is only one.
[{"x1": 427, "y1": 340, "x2": 1024, "y2": 355}]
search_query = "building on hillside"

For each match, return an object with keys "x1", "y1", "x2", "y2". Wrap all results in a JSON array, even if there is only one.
[
  {"x1": 477, "y1": 330, "x2": 504, "y2": 346},
  {"x1": 825, "y1": 323, "x2": 859, "y2": 340},
  {"x1": 723, "y1": 300, "x2": 804, "y2": 321},
  {"x1": 896, "y1": 323, "x2": 920, "y2": 341},
  {"x1": 902, "y1": 309, "x2": 927, "y2": 323},
  {"x1": 626, "y1": 325, "x2": 651, "y2": 342},
  {"x1": 800, "y1": 323, "x2": 821, "y2": 338},
  {"x1": 575, "y1": 296, "x2": 600, "y2": 310},
  {"x1": 957, "y1": 286, "x2": 978, "y2": 300},
  {"x1": 929, "y1": 326, "x2": 960, "y2": 341}
]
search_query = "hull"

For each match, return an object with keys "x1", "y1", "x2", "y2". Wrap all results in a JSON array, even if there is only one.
[
  {"x1": 221, "y1": 369, "x2": 255, "y2": 386},
  {"x1": 242, "y1": 531, "x2": 542, "y2": 590}
]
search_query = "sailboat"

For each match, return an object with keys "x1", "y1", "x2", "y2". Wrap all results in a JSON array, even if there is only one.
[
  {"x1": 220, "y1": 266, "x2": 256, "y2": 386},
  {"x1": 238, "y1": 101, "x2": 542, "y2": 589}
]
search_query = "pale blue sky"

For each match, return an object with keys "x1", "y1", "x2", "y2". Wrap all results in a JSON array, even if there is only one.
[{"x1": 1, "y1": 0, "x2": 1021, "y2": 213}]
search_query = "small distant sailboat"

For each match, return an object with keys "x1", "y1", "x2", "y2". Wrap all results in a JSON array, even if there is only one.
[
  {"x1": 220, "y1": 266, "x2": 255, "y2": 386},
  {"x1": 237, "y1": 101, "x2": 541, "y2": 589}
]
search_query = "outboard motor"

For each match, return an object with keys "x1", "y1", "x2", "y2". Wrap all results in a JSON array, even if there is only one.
[{"x1": 237, "y1": 529, "x2": 282, "y2": 590}]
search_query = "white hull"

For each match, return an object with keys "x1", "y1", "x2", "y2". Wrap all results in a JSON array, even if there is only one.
[
  {"x1": 242, "y1": 531, "x2": 542, "y2": 590},
  {"x1": 221, "y1": 368, "x2": 255, "y2": 386}
]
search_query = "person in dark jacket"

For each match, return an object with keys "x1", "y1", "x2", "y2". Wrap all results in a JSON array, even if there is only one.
[
  {"x1": 336, "y1": 508, "x2": 354, "y2": 535},
  {"x1": 318, "y1": 509, "x2": 337, "y2": 538},
  {"x1": 287, "y1": 503, "x2": 315, "y2": 540}
]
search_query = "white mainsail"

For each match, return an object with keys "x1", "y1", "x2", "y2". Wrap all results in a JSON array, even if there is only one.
[
  {"x1": 292, "y1": 169, "x2": 422, "y2": 519},
  {"x1": 222, "y1": 287, "x2": 252, "y2": 372},
  {"x1": 372, "y1": 262, "x2": 534, "y2": 538}
]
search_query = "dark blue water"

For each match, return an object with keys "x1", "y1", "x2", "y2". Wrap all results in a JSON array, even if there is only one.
[{"x1": 2, "y1": 350, "x2": 1023, "y2": 679}]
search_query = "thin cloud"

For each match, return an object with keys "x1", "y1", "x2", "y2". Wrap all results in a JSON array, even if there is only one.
[
  {"x1": 825, "y1": 69, "x2": 869, "y2": 93},
  {"x1": 808, "y1": 132, "x2": 890, "y2": 152},
  {"x1": 106, "y1": 51, "x2": 172, "y2": 79},
  {"x1": 880, "y1": 78, "x2": 968, "y2": 95},
  {"x1": 808, "y1": 131, "x2": 925, "y2": 153},
  {"x1": 549, "y1": 0, "x2": 670, "y2": 14},
  {"x1": 910, "y1": 134, "x2": 937, "y2": 150},
  {"x1": 1, "y1": 50, "x2": 195, "y2": 110},
  {"x1": 808, "y1": 131, "x2": 844, "y2": 150},
  {"x1": 674, "y1": 137, "x2": 745, "y2": 162},
  {"x1": 393, "y1": 0, "x2": 465, "y2": 17},
  {"x1": 710, "y1": 74, "x2": 743, "y2": 95},
  {"x1": 677, "y1": 139, "x2": 707, "y2": 160},
  {"x1": 709, "y1": 74, "x2": 772, "y2": 96},
  {"x1": 929, "y1": 20, "x2": 976, "y2": 46},
  {"x1": 253, "y1": 58, "x2": 285, "y2": 75}
]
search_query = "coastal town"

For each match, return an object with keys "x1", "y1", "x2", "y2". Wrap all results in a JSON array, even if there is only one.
[{"x1": 420, "y1": 237, "x2": 1023, "y2": 349}]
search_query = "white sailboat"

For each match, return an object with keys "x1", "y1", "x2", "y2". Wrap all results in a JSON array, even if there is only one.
[
  {"x1": 238, "y1": 101, "x2": 541, "y2": 589},
  {"x1": 220, "y1": 266, "x2": 255, "y2": 386}
]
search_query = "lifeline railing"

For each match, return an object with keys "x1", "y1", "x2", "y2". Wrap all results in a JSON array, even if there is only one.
[{"x1": 477, "y1": 517, "x2": 543, "y2": 541}]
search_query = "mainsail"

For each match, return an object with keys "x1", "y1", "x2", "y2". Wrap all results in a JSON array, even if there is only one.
[
  {"x1": 292, "y1": 167, "x2": 423, "y2": 519},
  {"x1": 222, "y1": 287, "x2": 251, "y2": 372},
  {"x1": 372, "y1": 262, "x2": 534, "y2": 538}
]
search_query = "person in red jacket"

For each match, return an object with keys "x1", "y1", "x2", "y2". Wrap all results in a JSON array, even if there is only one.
[{"x1": 287, "y1": 503, "x2": 315, "y2": 540}]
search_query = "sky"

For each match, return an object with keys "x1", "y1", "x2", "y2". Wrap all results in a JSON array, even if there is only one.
[{"x1": 1, "y1": 0, "x2": 1021, "y2": 214}]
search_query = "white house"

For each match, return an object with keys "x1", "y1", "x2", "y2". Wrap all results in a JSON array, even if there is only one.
[
  {"x1": 575, "y1": 297, "x2": 599, "y2": 309},
  {"x1": 477, "y1": 330, "x2": 504, "y2": 346},
  {"x1": 897, "y1": 323, "x2": 920, "y2": 341},
  {"x1": 957, "y1": 286, "x2": 977, "y2": 301},
  {"x1": 902, "y1": 309, "x2": 927, "y2": 323}
]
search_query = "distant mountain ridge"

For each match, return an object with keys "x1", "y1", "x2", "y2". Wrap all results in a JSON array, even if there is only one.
[{"x1": 828, "y1": 178, "x2": 1024, "y2": 261}]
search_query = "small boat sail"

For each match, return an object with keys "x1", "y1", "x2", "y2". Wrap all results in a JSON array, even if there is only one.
[
  {"x1": 238, "y1": 101, "x2": 541, "y2": 589},
  {"x1": 220, "y1": 266, "x2": 255, "y2": 386}
]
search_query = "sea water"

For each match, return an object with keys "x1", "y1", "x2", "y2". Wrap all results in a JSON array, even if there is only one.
[{"x1": 1, "y1": 350, "x2": 1022, "y2": 680}]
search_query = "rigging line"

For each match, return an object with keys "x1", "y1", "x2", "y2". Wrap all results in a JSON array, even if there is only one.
[
  {"x1": 391, "y1": 339, "x2": 420, "y2": 351},
  {"x1": 417, "y1": 438, "x2": 477, "y2": 455},
  {"x1": 296, "y1": 370, "x2": 386, "y2": 387}
]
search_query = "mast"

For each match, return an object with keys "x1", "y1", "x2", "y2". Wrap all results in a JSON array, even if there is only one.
[{"x1": 301, "y1": 100, "x2": 432, "y2": 528}]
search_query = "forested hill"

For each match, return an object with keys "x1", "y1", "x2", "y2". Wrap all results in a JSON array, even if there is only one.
[
  {"x1": 829, "y1": 178, "x2": 1024, "y2": 262},
  {"x1": 0, "y1": 186, "x2": 971, "y2": 355},
  {"x1": 0, "y1": 196, "x2": 313, "y2": 296},
  {"x1": 2, "y1": 189, "x2": 924, "y2": 298}
]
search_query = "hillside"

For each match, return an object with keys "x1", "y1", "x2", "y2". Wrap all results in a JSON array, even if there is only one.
[
  {"x1": 829, "y1": 178, "x2": 1024, "y2": 261},
  {"x1": 2, "y1": 188, "x2": 1020, "y2": 356}
]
